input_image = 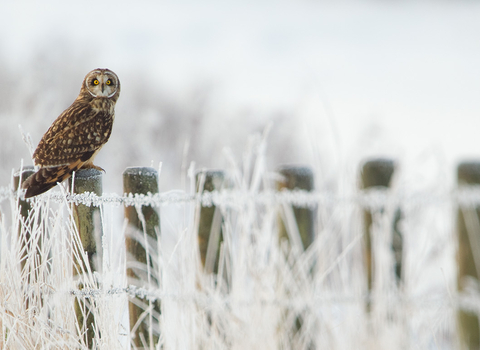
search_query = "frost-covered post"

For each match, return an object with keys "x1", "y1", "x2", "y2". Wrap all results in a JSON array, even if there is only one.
[
  {"x1": 69, "y1": 168, "x2": 103, "y2": 349},
  {"x1": 123, "y1": 167, "x2": 161, "y2": 348},
  {"x1": 196, "y1": 170, "x2": 225, "y2": 275},
  {"x1": 70, "y1": 168, "x2": 103, "y2": 273},
  {"x1": 360, "y1": 159, "x2": 402, "y2": 309},
  {"x1": 276, "y1": 165, "x2": 315, "y2": 250},
  {"x1": 457, "y1": 161, "x2": 480, "y2": 349},
  {"x1": 14, "y1": 166, "x2": 35, "y2": 220},
  {"x1": 276, "y1": 165, "x2": 315, "y2": 348},
  {"x1": 14, "y1": 166, "x2": 35, "y2": 271}
]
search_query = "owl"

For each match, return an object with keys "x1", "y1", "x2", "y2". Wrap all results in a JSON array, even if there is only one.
[{"x1": 22, "y1": 68, "x2": 120, "y2": 198}]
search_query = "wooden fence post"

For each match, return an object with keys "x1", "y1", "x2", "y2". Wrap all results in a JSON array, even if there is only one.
[
  {"x1": 123, "y1": 167, "x2": 161, "y2": 348},
  {"x1": 69, "y1": 168, "x2": 103, "y2": 349},
  {"x1": 276, "y1": 165, "x2": 315, "y2": 250},
  {"x1": 360, "y1": 159, "x2": 402, "y2": 309},
  {"x1": 14, "y1": 166, "x2": 35, "y2": 218},
  {"x1": 276, "y1": 166, "x2": 315, "y2": 349},
  {"x1": 457, "y1": 161, "x2": 480, "y2": 349},
  {"x1": 196, "y1": 170, "x2": 225, "y2": 275},
  {"x1": 14, "y1": 166, "x2": 35, "y2": 271}
]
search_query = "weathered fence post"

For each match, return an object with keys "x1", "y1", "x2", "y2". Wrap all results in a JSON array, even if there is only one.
[
  {"x1": 276, "y1": 165, "x2": 315, "y2": 349},
  {"x1": 69, "y1": 168, "x2": 103, "y2": 349},
  {"x1": 123, "y1": 167, "x2": 161, "y2": 348},
  {"x1": 360, "y1": 159, "x2": 402, "y2": 310},
  {"x1": 14, "y1": 166, "x2": 35, "y2": 271},
  {"x1": 14, "y1": 166, "x2": 35, "y2": 219},
  {"x1": 196, "y1": 170, "x2": 225, "y2": 275},
  {"x1": 457, "y1": 161, "x2": 480, "y2": 349},
  {"x1": 276, "y1": 165, "x2": 315, "y2": 250}
]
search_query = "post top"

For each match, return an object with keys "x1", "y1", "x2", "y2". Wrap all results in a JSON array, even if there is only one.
[
  {"x1": 458, "y1": 161, "x2": 480, "y2": 184},
  {"x1": 361, "y1": 158, "x2": 396, "y2": 188},
  {"x1": 277, "y1": 165, "x2": 314, "y2": 191},
  {"x1": 72, "y1": 168, "x2": 103, "y2": 180},
  {"x1": 13, "y1": 166, "x2": 36, "y2": 189},
  {"x1": 123, "y1": 167, "x2": 159, "y2": 194},
  {"x1": 196, "y1": 169, "x2": 225, "y2": 192},
  {"x1": 123, "y1": 167, "x2": 158, "y2": 178}
]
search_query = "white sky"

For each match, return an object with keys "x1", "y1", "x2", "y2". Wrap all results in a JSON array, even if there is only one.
[{"x1": 2, "y1": 0, "x2": 480, "y2": 186}]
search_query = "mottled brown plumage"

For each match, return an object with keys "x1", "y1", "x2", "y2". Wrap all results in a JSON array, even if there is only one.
[{"x1": 22, "y1": 68, "x2": 120, "y2": 198}]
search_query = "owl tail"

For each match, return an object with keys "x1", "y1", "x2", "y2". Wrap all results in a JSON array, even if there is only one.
[{"x1": 22, "y1": 162, "x2": 81, "y2": 198}]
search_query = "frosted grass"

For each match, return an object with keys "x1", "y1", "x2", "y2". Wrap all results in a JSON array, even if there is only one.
[{"x1": 0, "y1": 143, "x2": 465, "y2": 349}]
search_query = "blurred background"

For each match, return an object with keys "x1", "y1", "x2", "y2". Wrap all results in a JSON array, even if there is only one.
[{"x1": 1, "y1": 0, "x2": 480, "y2": 193}]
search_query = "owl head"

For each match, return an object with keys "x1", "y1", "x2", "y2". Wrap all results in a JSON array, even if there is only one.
[{"x1": 79, "y1": 68, "x2": 120, "y2": 102}]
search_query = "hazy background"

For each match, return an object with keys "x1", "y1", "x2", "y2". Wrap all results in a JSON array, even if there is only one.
[{"x1": 1, "y1": 0, "x2": 480, "y2": 193}]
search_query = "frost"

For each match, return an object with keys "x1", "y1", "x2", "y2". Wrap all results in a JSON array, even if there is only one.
[
  {"x1": 0, "y1": 177, "x2": 474, "y2": 349},
  {"x1": 2, "y1": 184, "x2": 480, "y2": 209}
]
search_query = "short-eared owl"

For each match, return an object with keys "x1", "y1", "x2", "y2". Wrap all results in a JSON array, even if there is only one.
[{"x1": 22, "y1": 68, "x2": 120, "y2": 198}]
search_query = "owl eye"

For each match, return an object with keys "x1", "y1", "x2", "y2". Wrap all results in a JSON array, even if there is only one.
[
  {"x1": 106, "y1": 79, "x2": 112, "y2": 85},
  {"x1": 93, "y1": 79, "x2": 99, "y2": 85}
]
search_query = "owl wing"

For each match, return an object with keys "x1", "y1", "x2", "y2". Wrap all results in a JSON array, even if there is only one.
[{"x1": 33, "y1": 102, "x2": 114, "y2": 167}]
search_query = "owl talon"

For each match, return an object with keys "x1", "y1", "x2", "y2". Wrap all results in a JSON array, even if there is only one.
[
  {"x1": 81, "y1": 164, "x2": 105, "y2": 172},
  {"x1": 93, "y1": 165, "x2": 106, "y2": 173}
]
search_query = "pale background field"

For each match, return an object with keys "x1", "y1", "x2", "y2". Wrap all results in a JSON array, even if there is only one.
[{"x1": 1, "y1": 0, "x2": 480, "y2": 191}]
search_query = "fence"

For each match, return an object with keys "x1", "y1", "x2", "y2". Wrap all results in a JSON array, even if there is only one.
[{"x1": 1, "y1": 158, "x2": 480, "y2": 349}]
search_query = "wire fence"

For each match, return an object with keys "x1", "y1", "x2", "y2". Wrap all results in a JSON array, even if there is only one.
[
  {"x1": 3, "y1": 185, "x2": 480, "y2": 208},
  {"x1": 1, "y1": 162, "x2": 480, "y2": 349}
]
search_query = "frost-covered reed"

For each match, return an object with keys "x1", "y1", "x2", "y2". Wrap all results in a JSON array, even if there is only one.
[{"x1": 0, "y1": 140, "x2": 462, "y2": 349}]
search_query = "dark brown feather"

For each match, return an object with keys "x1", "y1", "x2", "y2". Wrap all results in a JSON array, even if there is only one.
[
  {"x1": 22, "y1": 159, "x2": 83, "y2": 198},
  {"x1": 33, "y1": 102, "x2": 114, "y2": 167}
]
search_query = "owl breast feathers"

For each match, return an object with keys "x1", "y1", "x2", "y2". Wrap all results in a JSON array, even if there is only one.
[{"x1": 22, "y1": 68, "x2": 120, "y2": 198}]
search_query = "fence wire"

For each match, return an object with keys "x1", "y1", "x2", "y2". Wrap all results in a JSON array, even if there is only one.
[
  {"x1": 2, "y1": 185, "x2": 480, "y2": 209},
  {"x1": 68, "y1": 284, "x2": 456, "y2": 309}
]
